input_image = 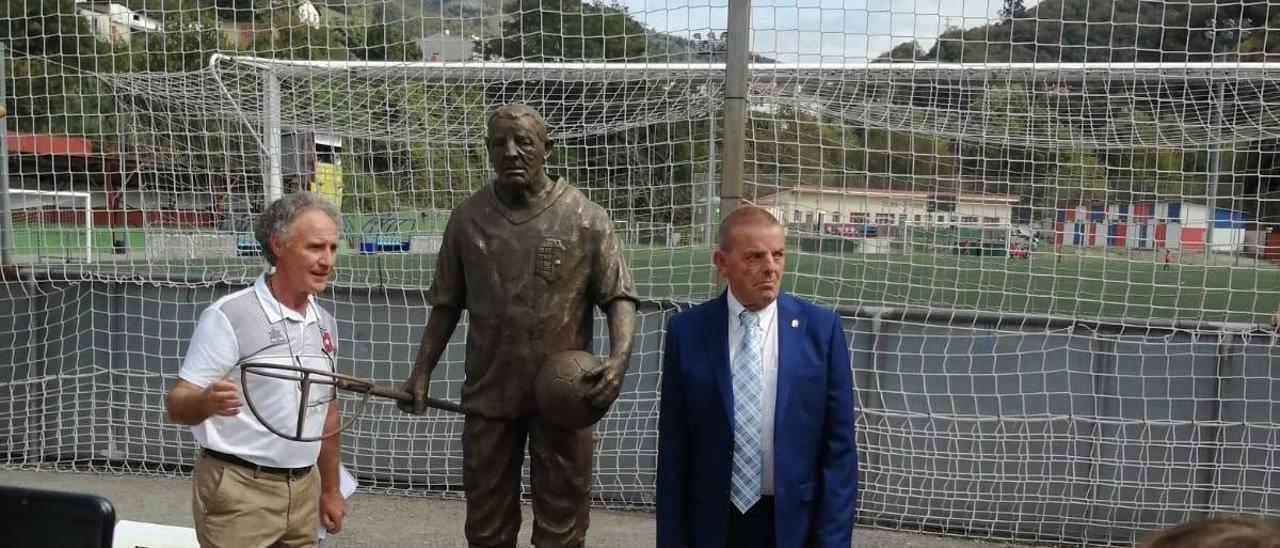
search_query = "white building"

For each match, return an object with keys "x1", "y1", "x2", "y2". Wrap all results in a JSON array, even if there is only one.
[
  {"x1": 754, "y1": 184, "x2": 1018, "y2": 233},
  {"x1": 1055, "y1": 201, "x2": 1247, "y2": 252},
  {"x1": 76, "y1": 1, "x2": 162, "y2": 45}
]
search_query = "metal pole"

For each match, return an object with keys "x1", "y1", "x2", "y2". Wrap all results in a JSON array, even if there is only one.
[
  {"x1": 720, "y1": 0, "x2": 751, "y2": 220},
  {"x1": 0, "y1": 42, "x2": 15, "y2": 266},
  {"x1": 83, "y1": 193, "x2": 92, "y2": 264},
  {"x1": 706, "y1": 91, "x2": 716, "y2": 245},
  {"x1": 263, "y1": 67, "x2": 283, "y2": 204},
  {"x1": 1205, "y1": 72, "x2": 1223, "y2": 266}
]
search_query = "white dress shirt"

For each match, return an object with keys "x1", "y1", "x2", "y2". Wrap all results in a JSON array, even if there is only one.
[{"x1": 727, "y1": 289, "x2": 779, "y2": 495}]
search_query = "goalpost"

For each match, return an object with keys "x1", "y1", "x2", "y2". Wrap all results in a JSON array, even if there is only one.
[
  {"x1": 5, "y1": 189, "x2": 94, "y2": 264},
  {"x1": 102, "y1": 54, "x2": 1280, "y2": 271}
]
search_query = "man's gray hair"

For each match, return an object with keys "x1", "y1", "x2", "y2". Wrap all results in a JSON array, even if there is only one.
[{"x1": 254, "y1": 192, "x2": 341, "y2": 266}]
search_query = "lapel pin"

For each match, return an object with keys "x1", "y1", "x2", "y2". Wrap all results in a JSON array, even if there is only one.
[{"x1": 791, "y1": 319, "x2": 799, "y2": 328}]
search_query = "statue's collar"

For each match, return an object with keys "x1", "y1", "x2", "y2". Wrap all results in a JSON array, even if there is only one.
[{"x1": 486, "y1": 176, "x2": 568, "y2": 225}]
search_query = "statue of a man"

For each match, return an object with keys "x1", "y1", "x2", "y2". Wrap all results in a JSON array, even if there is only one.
[{"x1": 398, "y1": 103, "x2": 638, "y2": 547}]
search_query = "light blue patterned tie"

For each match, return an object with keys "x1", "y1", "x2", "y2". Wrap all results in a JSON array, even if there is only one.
[{"x1": 731, "y1": 308, "x2": 764, "y2": 513}]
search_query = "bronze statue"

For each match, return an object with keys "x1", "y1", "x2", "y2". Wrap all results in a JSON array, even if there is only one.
[{"x1": 398, "y1": 103, "x2": 638, "y2": 548}]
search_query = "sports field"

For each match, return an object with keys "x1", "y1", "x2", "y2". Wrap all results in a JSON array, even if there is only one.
[
  {"x1": 631, "y1": 247, "x2": 1278, "y2": 324},
  {"x1": 27, "y1": 238, "x2": 1278, "y2": 325},
  {"x1": 10, "y1": 225, "x2": 139, "y2": 259}
]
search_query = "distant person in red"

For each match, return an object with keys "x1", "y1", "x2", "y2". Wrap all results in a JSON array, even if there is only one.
[{"x1": 1163, "y1": 249, "x2": 1173, "y2": 271}]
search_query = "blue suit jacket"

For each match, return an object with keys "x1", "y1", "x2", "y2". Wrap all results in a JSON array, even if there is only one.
[{"x1": 656, "y1": 292, "x2": 858, "y2": 548}]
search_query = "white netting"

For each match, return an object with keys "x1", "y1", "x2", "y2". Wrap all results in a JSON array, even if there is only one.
[{"x1": 3, "y1": 0, "x2": 1280, "y2": 545}]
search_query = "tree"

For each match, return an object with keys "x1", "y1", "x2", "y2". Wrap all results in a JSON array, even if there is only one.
[
  {"x1": 481, "y1": 0, "x2": 654, "y2": 61},
  {"x1": 123, "y1": 4, "x2": 227, "y2": 72},
  {"x1": 245, "y1": 2, "x2": 352, "y2": 61},
  {"x1": 999, "y1": 0, "x2": 1027, "y2": 22},
  {"x1": 3, "y1": 0, "x2": 97, "y2": 59},
  {"x1": 745, "y1": 109, "x2": 861, "y2": 181},
  {"x1": 2, "y1": 0, "x2": 115, "y2": 135},
  {"x1": 861, "y1": 128, "x2": 957, "y2": 184},
  {"x1": 208, "y1": 0, "x2": 256, "y2": 22},
  {"x1": 920, "y1": 0, "x2": 1280, "y2": 64},
  {"x1": 340, "y1": 21, "x2": 423, "y2": 62},
  {"x1": 877, "y1": 40, "x2": 924, "y2": 62}
]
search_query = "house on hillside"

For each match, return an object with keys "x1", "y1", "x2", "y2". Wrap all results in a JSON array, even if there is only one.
[
  {"x1": 76, "y1": 0, "x2": 162, "y2": 44},
  {"x1": 418, "y1": 31, "x2": 479, "y2": 61}
]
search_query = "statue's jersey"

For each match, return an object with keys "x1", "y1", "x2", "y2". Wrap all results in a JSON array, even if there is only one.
[{"x1": 428, "y1": 177, "x2": 638, "y2": 418}]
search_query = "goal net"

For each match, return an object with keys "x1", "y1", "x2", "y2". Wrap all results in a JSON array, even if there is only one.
[{"x1": 3, "y1": 0, "x2": 1280, "y2": 544}]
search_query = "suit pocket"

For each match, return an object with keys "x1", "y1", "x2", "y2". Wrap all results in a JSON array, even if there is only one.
[{"x1": 798, "y1": 481, "x2": 816, "y2": 502}]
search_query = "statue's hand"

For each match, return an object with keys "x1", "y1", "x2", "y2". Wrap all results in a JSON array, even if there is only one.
[
  {"x1": 582, "y1": 356, "x2": 627, "y2": 409},
  {"x1": 397, "y1": 368, "x2": 432, "y2": 415}
]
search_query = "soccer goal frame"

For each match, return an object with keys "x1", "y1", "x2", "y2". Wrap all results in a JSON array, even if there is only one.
[
  {"x1": 6, "y1": 189, "x2": 95, "y2": 264},
  {"x1": 207, "y1": 55, "x2": 1280, "y2": 219}
]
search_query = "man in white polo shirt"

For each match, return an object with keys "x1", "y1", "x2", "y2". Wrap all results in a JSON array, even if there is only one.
[{"x1": 166, "y1": 192, "x2": 348, "y2": 547}]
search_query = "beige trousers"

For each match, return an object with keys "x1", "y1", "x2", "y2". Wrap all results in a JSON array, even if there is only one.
[{"x1": 192, "y1": 451, "x2": 320, "y2": 548}]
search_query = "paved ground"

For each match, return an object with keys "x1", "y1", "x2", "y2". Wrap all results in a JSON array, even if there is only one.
[{"x1": 0, "y1": 469, "x2": 1057, "y2": 548}]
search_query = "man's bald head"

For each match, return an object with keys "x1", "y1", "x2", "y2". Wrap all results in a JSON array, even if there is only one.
[{"x1": 717, "y1": 206, "x2": 782, "y2": 251}]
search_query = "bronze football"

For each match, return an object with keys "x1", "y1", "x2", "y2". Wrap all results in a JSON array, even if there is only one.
[{"x1": 535, "y1": 350, "x2": 609, "y2": 430}]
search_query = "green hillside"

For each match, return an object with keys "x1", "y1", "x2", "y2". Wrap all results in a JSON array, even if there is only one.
[{"x1": 884, "y1": 0, "x2": 1280, "y2": 63}]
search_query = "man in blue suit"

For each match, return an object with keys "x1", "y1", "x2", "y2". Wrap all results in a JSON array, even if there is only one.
[{"x1": 657, "y1": 206, "x2": 858, "y2": 548}]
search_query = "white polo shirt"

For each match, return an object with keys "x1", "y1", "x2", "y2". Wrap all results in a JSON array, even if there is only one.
[
  {"x1": 178, "y1": 274, "x2": 338, "y2": 469},
  {"x1": 726, "y1": 289, "x2": 779, "y2": 495}
]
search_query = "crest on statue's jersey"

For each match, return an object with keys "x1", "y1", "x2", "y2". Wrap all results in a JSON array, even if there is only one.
[{"x1": 535, "y1": 237, "x2": 567, "y2": 283}]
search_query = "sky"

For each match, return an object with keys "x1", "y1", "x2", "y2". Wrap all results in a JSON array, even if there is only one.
[{"x1": 619, "y1": 0, "x2": 1028, "y2": 62}]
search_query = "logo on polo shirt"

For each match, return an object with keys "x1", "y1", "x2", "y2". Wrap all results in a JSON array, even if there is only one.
[{"x1": 268, "y1": 325, "x2": 286, "y2": 344}]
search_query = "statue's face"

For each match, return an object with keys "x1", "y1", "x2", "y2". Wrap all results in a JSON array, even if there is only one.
[{"x1": 487, "y1": 114, "x2": 549, "y2": 187}]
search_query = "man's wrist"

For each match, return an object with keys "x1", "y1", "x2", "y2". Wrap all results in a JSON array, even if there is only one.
[{"x1": 199, "y1": 387, "x2": 214, "y2": 417}]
